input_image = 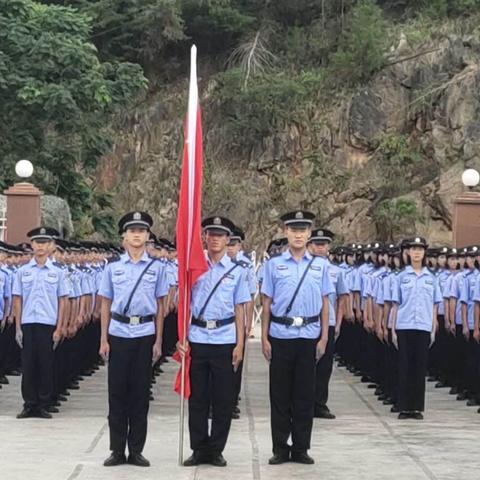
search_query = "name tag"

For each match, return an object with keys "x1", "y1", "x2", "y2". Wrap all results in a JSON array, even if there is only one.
[
  {"x1": 276, "y1": 265, "x2": 288, "y2": 271},
  {"x1": 113, "y1": 269, "x2": 125, "y2": 276}
]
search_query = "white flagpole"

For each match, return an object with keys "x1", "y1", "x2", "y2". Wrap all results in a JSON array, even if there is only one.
[{"x1": 178, "y1": 44, "x2": 198, "y2": 467}]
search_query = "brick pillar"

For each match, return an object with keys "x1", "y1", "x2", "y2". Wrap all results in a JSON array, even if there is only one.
[
  {"x1": 453, "y1": 192, "x2": 480, "y2": 248},
  {"x1": 4, "y1": 182, "x2": 42, "y2": 244}
]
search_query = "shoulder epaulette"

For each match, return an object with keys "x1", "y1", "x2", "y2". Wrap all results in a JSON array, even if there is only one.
[
  {"x1": 52, "y1": 261, "x2": 64, "y2": 269},
  {"x1": 107, "y1": 256, "x2": 121, "y2": 264},
  {"x1": 233, "y1": 259, "x2": 249, "y2": 268}
]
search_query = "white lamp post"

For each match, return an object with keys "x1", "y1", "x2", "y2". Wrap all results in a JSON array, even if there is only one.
[
  {"x1": 462, "y1": 168, "x2": 480, "y2": 191},
  {"x1": 15, "y1": 159, "x2": 34, "y2": 179}
]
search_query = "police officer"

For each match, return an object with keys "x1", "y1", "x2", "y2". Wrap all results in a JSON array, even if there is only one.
[
  {"x1": 261, "y1": 211, "x2": 334, "y2": 465},
  {"x1": 391, "y1": 236, "x2": 442, "y2": 419},
  {"x1": 13, "y1": 227, "x2": 69, "y2": 419},
  {"x1": 307, "y1": 228, "x2": 348, "y2": 419},
  {"x1": 99, "y1": 211, "x2": 169, "y2": 467},
  {"x1": 180, "y1": 216, "x2": 250, "y2": 467}
]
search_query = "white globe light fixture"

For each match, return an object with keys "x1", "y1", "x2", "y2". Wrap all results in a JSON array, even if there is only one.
[{"x1": 15, "y1": 159, "x2": 34, "y2": 179}]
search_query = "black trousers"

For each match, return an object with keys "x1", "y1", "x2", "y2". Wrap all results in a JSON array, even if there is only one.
[
  {"x1": 21, "y1": 323, "x2": 55, "y2": 410},
  {"x1": 454, "y1": 324, "x2": 469, "y2": 392},
  {"x1": 269, "y1": 337, "x2": 316, "y2": 455},
  {"x1": 397, "y1": 330, "x2": 430, "y2": 412},
  {"x1": 108, "y1": 334, "x2": 154, "y2": 454},
  {"x1": 315, "y1": 326, "x2": 335, "y2": 410},
  {"x1": 188, "y1": 342, "x2": 236, "y2": 455}
]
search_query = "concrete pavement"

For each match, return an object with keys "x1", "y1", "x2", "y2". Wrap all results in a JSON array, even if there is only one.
[{"x1": 1, "y1": 331, "x2": 480, "y2": 480}]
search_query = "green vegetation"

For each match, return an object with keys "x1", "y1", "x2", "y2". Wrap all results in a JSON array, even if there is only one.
[{"x1": 3, "y1": 0, "x2": 480, "y2": 238}]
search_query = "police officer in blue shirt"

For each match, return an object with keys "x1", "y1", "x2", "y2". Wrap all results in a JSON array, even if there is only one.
[
  {"x1": 391, "y1": 236, "x2": 442, "y2": 420},
  {"x1": 226, "y1": 226, "x2": 257, "y2": 418},
  {"x1": 98, "y1": 211, "x2": 169, "y2": 468},
  {"x1": 13, "y1": 227, "x2": 69, "y2": 419},
  {"x1": 307, "y1": 227, "x2": 348, "y2": 420},
  {"x1": 179, "y1": 216, "x2": 250, "y2": 467},
  {"x1": 261, "y1": 211, "x2": 334, "y2": 465}
]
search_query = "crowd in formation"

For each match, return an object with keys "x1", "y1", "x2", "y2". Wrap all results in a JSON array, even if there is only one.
[{"x1": 0, "y1": 208, "x2": 476, "y2": 469}]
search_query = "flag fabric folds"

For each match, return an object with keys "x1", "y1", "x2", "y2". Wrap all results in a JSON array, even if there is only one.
[{"x1": 174, "y1": 45, "x2": 208, "y2": 398}]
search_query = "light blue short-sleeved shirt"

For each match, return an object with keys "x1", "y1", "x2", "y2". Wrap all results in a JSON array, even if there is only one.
[
  {"x1": 0, "y1": 269, "x2": 11, "y2": 319},
  {"x1": 188, "y1": 253, "x2": 251, "y2": 345},
  {"x1": 391, "y1": 266, "x2": 442, "y2": 332},
  {"x1": 437, "y1": 269, "x2": 451, "y2": 316},
  {"x1": 13, "y1": 258, "x2": 69, "y2": 326},
  {"x1": 449, "y1": 270, "x2": 468, "y2": 325},
  {"x1": 236, "y1": 252, "x2": 257, "y2": 296},
  {"x1": 327, "y1": 261, "x2": 349, "y2": 326},
  {"x1": 98, "y1": 252, "x2": 169, "y2": 339},
  {"x1": 261, "y1": 250, "x2": 335, "y2": 339},
  {"x1": 460, "y1": 269, "x2": 479, "y2": 330}
]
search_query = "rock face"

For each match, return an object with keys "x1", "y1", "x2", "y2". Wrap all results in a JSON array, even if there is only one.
[
  {"x1": 97, "y1": 33, "x2": 480, "y2": 248},
  {"x1": 0, "y1": 194, "x2": 73, "y2": 240}
]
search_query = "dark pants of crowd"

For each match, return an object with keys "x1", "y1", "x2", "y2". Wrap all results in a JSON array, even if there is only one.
[
  {"x1": 269, "y1": 337, "x2": 316, "y2": 456},
  {"x1": 397, "y1": 329, "x2": 430, "y2": 412},
  {"x1": 315, "y1": 326, "x2": 335, "y2": 411},
  {"x1": 0, "y1": 322, "x2": 21, "y2": 376},
  {"x1": 466, "y1": 331, "x2": 480, "y2": 399},
  {"x1": 108, "y1": 334, "x2": 154, "y2": 455},
  {"x1": 188, "y1": 342, "x2": 236, "y2": 456},
  {"x1": 21, "y1": 323, "x2": 56, "y2": 410},
  {"x1": 162, "y1": 311, "x2": 178, "y2": 356},
  {"x1": 385, "y1": 329, "x2": 399, "y2": 404},
  {"x1": 454, "y1": 324, "x2": 468, "y2": 393}
]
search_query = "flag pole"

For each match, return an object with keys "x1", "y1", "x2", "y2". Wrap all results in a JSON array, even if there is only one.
[
  {"x1": 178, "y1": 283, "x2": 188, "y2": 465},
  {"x1": 177, "y1": 43, "x2": 201, "y2": 467}
]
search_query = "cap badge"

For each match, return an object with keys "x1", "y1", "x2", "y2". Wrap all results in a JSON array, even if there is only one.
[
  {"x1": 213, "y1": 217, "x2": 221, "y2": 225},
  {"x1": 415, "y1": 237, "x2": 421, "y2": 243},
  {"x1": 133, "y1": 212, "x2": 141, "y2": 220},
  {"x1": 295, "y1": 211, "x2": 303, "y2": 219},
  {"x1": 40, "y1": 228, "x2": 46, "y2": 235},
  {"x1": 318, "y1": 230, "x2": 323, "y2": 236}
]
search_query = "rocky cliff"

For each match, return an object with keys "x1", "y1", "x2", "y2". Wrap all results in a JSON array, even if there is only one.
[{"x1": 96, "y1": 31, "x2": 480, "y2": 249}]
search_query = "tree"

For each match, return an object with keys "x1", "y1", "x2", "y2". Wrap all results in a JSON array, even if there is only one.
[
  {"x1": 330, "y1": 0, "x2": 388, "y2": 84},
  {"x1": 0, "y1": 0, "x2": 148, "y2": 235},
  {"x1": 373, "y1": 198, "x2": 420, "y2": 241}
]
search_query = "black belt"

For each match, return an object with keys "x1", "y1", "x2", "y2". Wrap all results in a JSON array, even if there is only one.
[
  {"x1": 111, "y1": 312, "x2": 155, "y2": 325},
  {"x1": 271, "y1": 315, "x2": 320, "y2": 327},
  {"x1": 191, "y1": 316, "x2": 235, "y2": 330}
]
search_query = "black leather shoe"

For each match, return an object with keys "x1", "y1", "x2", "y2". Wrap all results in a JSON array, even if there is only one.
[
  {"x1": 0, "y1": 375, "x2": 9, "y2": 385},
  {"x1": 45, "y1": 406, "x2": 59, "y2": 413},
  {"x1": 457, "y1": 393, "x2": 467, "y2": 401},
  {"x1": 58, "y1": 395, "x2": 68, "y2": 402},
  {"x1": 398, "y1": 411, "x2": 411, "y2": 420},
  {"x1": 37, "y1": 409, "x2": 53, "y2": 419},
  {"x1": 103, "y1": 452, "x2": 126, "y2": 467},
  {"x1": 467, "y1": 399, "x2": 478, "y2": 406},
  {"x1": 68, "y1": 383, "x2": 80, "y2": 390},
  {"x1": 268, "y1": 453, "x2": 290, "y2": 465},
  {"x1": 314, "y1": 409, "x2": 336, "y2": 419},
  {"x1": 435, "y1": 382, "x2": 447, "y2": 388},
  {"x1": 183, "y1": 452, "x2": 209, "y2": 467},
  {"x1": 449, "y1": 387, "x2": 458, "y2": 395},
  {"x1": 390, "y1": 405, "x2": 400, "y2": 413},
  {"x1": 378, "y1": 394, "x2": 387, "y2": 401},
  {"x1": 233, "y1": 405, "x2": 241, "y2": 414},
  {"x1": 128, "y1": 453, "x2": 150, "y2": 467},
  {"x1": 210, "y1": 453, "x2": 227, "y2": 467},
  {"x1": 411, "y1": 412, "x2": 424, "y2": 420},
  {"x1": 383, "y1": 398, "x2": 393, "y2": 405},
  {"x1": 17, "y1": 408, "x2": 34, "y2": 419},
  {"x1": 8, "y1": 369, "x2": 21, "y2": 376},
  {"x1": 231, "y1": 411, "x2": 240, "y2": 419},
  {"x1": 291, "y1": 452, "x2": 314, "y2": 464}
]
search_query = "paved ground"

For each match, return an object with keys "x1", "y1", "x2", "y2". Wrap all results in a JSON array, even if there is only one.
[{"x1": 1, "y1": 329, "x2": 480, "y2": 480}]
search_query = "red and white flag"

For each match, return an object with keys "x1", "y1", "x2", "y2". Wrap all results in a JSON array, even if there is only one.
[{"x1": 174, "y1": 45, "x2": 208, "y2": 398}]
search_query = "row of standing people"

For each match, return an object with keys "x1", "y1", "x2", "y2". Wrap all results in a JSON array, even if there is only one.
[{"x1": 3, "y1": 209, "x2": 460, "y2": 469}]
